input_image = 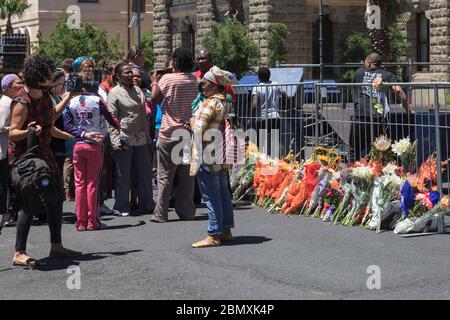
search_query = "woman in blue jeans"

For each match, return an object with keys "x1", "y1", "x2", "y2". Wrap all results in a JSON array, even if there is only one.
[{"x1": 190, "y1": 67, "x2": 234, "y2": 248}]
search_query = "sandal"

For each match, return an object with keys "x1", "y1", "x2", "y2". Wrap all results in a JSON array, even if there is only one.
[
  {"x1": 192, "y1": 236, "x2": 221, "y2": 248},
  {"x1": 12, "y1": 257, "x2": 40, "y2": 268}
]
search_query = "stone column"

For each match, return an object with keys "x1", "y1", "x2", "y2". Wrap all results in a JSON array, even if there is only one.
[
  {"x1": 249, "y1": 0, "x2": 272, "y2": 66},
  {"x1": 429, "y1": 0, "x2": 450, "y2": 81},
  {"x1": 153, "y1": 0, "x2": 172, "y2": 69},
  {"x1": 196, "y1": 0, "x2": 216, "y2": 52}
]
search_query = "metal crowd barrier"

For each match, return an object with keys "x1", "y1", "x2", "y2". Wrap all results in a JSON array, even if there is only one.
[{"x1": 232, "y1": 82, "x2": 450, "y2": 195}]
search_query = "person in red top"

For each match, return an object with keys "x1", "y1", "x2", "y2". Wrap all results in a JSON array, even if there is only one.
[
  {"x1": 9, "y1": 54, "x2": 82, "y2": 268},
  {"x1": 193, "y1": 48, "x2": 213, "y2": 81},
  {"x1": 194, "y1": 48, "x2": 236, "y2": 103}
]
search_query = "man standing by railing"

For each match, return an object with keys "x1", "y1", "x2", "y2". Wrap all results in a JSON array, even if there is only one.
[{"x1": 351, "y1": 52, "x2": 410, "y2": 161}]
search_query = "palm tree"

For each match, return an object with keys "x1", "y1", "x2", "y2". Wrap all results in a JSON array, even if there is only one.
[
  {"x1": 366, "y1": 0, "x2": 408, "y2": 61},
  {"x1": 0, "y1": 0, "x2": 31, "y2": 34},
  {"x1": 366, "y1": 0, "x2": 390, "y2": 61}
]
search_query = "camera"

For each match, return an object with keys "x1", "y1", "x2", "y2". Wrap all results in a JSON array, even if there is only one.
[{"x1": 66, "y1": 73, "x2": 99, "y2": 92}]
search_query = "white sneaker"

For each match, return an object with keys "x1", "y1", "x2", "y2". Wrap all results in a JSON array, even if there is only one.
[
  {"x1": 100, "y1": 204, "x2": 114, "y2": 215},
  {"x1": 113, "y1": 210, "x2": 129, "y2": 217}
]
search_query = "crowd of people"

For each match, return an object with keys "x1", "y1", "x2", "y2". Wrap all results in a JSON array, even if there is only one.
[
  {"x1": 0, "y1": 47, "x2": 241, "y2": 268},
  {"x1": 0, "y1": 48, "x2": 407, "y2": 268}
]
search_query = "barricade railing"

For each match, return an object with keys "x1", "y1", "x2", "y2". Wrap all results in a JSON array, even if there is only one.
[
  {"x1": 232, "y1": 82, "x2": 450, "y2": 195},
  {"x1": 277, "y1": 61, "x2": 450, "y2": 83}
]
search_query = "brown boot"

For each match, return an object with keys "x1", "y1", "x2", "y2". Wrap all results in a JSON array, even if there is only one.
[{"x1": 192, "y1": 235, "x2": 221, "y2": 248}]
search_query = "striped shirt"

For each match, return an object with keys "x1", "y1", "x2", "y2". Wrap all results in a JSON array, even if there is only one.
[
  {"x1": 190, "y1": 94, "x2": 230, "y2": 176},
  {"x1": 157, "y1": 73, "x2": 198, "y2": 140}
]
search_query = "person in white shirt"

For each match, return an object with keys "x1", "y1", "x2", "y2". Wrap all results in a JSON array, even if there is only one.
[
  {"x1": 251, "y1": 67, "x2": 287, "y2": 156},
  {"x1": 0, "y1": 74, "x2": 23, "y2": 229}
]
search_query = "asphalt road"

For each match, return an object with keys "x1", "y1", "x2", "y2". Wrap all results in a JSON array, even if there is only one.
[{"x1": 1, "y1": 199, "x2": 450, "y2": 300}]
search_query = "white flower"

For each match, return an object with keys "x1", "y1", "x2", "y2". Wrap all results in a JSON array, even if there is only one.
[
  {"x1": 353, "y1": 166, "x2": 374, "y2": 179},
  {"x1": 391, "y1": 137, "x2": 412, "y2": 156},
  {"x1": 380, "y1": 174, "x2": 403, "y2": 188},
  {"x1": 394, "y1": 218, "x2": 416, "y2": 234},
  {"x1": 382, "y1": 163, "x2": 398, "y2": 176}
]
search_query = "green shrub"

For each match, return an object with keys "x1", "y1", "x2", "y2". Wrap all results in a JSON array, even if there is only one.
[{"x1": 202, "y1": 18, "x2": 260, "y2": 78}]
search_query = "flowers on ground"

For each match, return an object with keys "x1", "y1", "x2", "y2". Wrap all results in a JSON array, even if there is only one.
[{"x1": 231, "y1": 136, "x2": 446, "y2": 236}]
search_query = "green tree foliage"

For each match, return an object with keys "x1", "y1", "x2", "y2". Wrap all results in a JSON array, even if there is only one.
[
  {"x1": 388, "y1": 24, "x2": 410, "y2": 63},
  {"x1": 202, "y1": 18, "x2": 260, "y2": 78},
  {"x1": 342, "y1": 32, "x2": 372, "y2": 82},
  {"x1": 140, "y1": 31, "x2": 155, "y2": 72},
  {"x1": 268, "y1": 23, "x2": 288, "y2": 67},
  {"x1": 343, "y1": 32, "x2": 373, "y2": 63},
  {"x1": 35, "y1": 12, "x2": 123, "y2": 67},
  {"x1": 0, "y1": 0, "x2": 31, "y2": 33},
  {"x1": 342, "y1": 29, "x2": 409, "y2": 81}
]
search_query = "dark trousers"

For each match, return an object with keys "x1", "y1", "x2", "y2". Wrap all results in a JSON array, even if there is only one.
[
  {"x1": 255, "y1": 119, "x2": 281, "y2": 157},
  {"x1": 350, "y1": 117, "x2": 383, "y2": 162},
  {"x1": 15, "y1": 200, "x2": 63, "y2": 251},
  {"x1": 0, "y1": 158, "x2": 8, "y2": 215}
]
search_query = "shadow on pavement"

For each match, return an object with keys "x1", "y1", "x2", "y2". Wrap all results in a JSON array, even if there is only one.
[
  {"x1": 222, "y1": 236, "x2": 272, "y2": 246},
  {"x1": 233, "y1": 206, "x2": 253, "y2": 211},
  {"x1": 104, "y1": 221, "x2": 146, "y2": 230},
  {"x1": 35, "y1": 249, "x2": 143, "y2": 272},
  {"x1": 193, "y1": 215, "x2": 209, "y2": 221}
]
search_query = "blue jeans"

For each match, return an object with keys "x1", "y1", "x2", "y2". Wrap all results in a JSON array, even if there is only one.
[{"x1": 197, "y1": 165, "x2": 234, "y2": 236}]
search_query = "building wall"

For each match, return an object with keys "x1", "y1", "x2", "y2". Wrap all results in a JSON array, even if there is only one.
[
  {"x1": 151, "y1": 0, "x2": 449, "y2": 80},
  {"x1": 0, "y1": 0, "x2": 153, "y2": 54}
]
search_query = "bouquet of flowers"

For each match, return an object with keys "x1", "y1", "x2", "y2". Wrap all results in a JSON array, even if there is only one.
[
  {"x1": 267, "y1": 168, "x2": 297, "y2": 214},
  {"x1": 332, "y1": 169, "x2": 354, "y2": 224},
  {"x1": 341, "y1": 165, "x2": 376, "y2": 227},
  {"x1": 367, "y1": 165, "x2": 404, "y2": 232},
  {"x1": 391, "y1": 137, "x2": 417, "y2": 175},
  {"x1": 305, "y1": 167, "x2": 333, "y2": 217},
  {"x1": 322, "y1": 179, "x2": 344, "y2": 222},
  {"x1": 232, "y1": 164, "x2": 255, "y2": 203},
  {"x1": 394, "y1": 196, "x2": 450, "y2": 234}
]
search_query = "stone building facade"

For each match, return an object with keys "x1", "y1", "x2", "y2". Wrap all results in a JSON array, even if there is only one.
[
  {"x1": 0, "y1": 0, "x2": 154, "y2": 56},
  {"x1": 153, "y1": 0, "x2": 448, "y2": 80}
]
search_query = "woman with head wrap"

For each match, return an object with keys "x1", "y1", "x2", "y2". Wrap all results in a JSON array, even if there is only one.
[
  {"x1": 190, "y1": 66, "x2": 235, "y2": 248},
  {"x1": 64, "y1": 56, "x2": 120, "y2": 231},
  {"x1": 0, "y1": 74, "x2": 22, "y2": 232}
]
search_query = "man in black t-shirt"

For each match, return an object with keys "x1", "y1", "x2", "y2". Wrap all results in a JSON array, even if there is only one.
[{"x1": 350, "y1": 53, "x2": 411, "y2": 161}]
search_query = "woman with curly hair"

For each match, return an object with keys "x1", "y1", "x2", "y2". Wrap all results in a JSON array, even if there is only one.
[{"x1": 9, "y1": 54, "x2": 82, "y2": 268}]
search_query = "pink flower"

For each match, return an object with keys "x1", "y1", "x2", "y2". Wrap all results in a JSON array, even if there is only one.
[{"x1": 421, "y1": 195, "x2": 433, "y2": 210}]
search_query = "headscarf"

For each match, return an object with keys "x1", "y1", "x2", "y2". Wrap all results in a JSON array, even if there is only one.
[
  {"x1": 1, "y1": 73, "x2": 18, "y2": 92},
  {"x1": 72, "y1": 56, "x2": 95, "y2": 73},
  {"x1": 203, "y1": 66, "x2": 231, "y2": 87}
]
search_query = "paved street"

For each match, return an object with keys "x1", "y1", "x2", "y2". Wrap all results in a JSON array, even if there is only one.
[{"x1": 1, "y1": 199, "x2": 450, "y2": 300}]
